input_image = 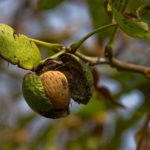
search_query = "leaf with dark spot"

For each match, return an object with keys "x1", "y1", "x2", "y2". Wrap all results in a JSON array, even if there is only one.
[{"x1": 112, "y1": 8, "x2": 150, "y2": 39}]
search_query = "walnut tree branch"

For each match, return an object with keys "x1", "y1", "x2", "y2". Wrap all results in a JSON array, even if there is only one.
[
  {"x1": 75, "y1": 52, "x2": 150, "y2": 77},
  {"x1": 110, "y1": 58, "x2": 150, "y2": 77}
]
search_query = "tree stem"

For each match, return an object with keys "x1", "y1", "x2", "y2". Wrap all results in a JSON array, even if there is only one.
[
  {"x1": 30, "y1": 38, "x2": 64, "y2": 51},
  {"x1": 70, "y1": 23, "x2": 117, "y2": 53}
]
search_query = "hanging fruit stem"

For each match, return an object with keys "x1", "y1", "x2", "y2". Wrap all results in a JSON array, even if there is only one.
[
  {"x1": 50, "y1": 50, "x2": 66, "y2": 59},
  {"x1": 38, "y1": 49, "x2": 66, "y2": 65}
]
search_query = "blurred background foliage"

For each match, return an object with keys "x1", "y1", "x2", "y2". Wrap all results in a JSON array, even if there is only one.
[{"x1": 0, "y1": 0, "x2": 150, "y2": 150}]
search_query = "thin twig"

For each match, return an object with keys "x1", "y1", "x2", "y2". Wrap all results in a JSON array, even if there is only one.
[{"x1": 75, "y1": 52, "x2": 109, "y2": 65}]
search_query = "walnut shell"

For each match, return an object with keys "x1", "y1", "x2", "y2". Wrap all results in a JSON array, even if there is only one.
[{"x1": 40, "y1": 71, "x2": 70, "y2": 109}]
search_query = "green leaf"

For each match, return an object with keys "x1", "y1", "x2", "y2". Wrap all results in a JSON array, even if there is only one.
[
  {"x1": 113, "y1": 8, "x2": 150, "y2": 39},
  {"x1": 127, "y1": 0, "x2": 148, "y2": 13},
  {"x1": 137, "y1": 3, "x2": 150, "y2": 23},
  {"x1": 108, "y1": 0, "x2": 124, "y2": 11},
  {"x1": 0, "y1": 24, "x2": 41, "y2": 70}
]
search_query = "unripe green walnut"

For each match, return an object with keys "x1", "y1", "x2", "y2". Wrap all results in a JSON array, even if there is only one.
[
  {"x1": 22, "y1": 70, "x2": 70, "y2": 119},
  {"x1": 23, "y1": 53, "x2": 94, "y2": 119}
]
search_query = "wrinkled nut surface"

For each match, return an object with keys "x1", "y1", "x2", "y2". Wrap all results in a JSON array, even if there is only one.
[{"x1": 40, "y1": 71, "x2": 70, "y2": 109}]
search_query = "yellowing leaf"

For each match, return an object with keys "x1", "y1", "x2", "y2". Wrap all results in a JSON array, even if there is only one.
[{"x1": 0, "y1": 24, "x2": 41, "y2": 70}]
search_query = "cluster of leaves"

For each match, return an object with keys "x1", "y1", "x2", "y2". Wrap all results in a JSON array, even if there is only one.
[{"x1": 0, "y1": 0, "x2": 150, "y2": 149}]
